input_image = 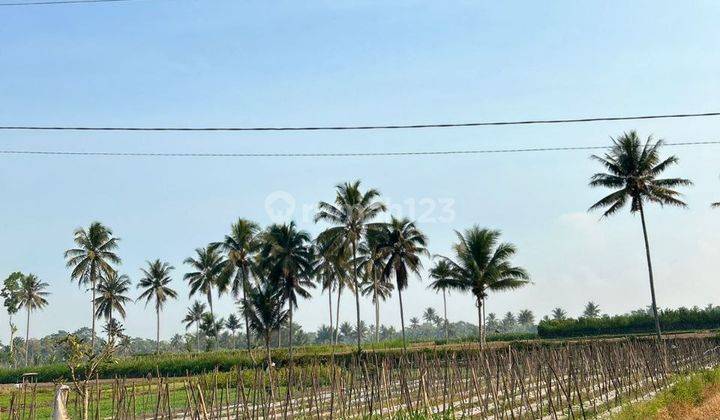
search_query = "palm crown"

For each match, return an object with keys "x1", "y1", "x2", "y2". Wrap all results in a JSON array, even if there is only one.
[
  {"x1": 184, "y1": 246, "x2": 225, "y2": 316},
  {"x1": 443, "y1": 227, "x2": 529, "y2": 299},
  {"x1": 259, "y1": 222, "x2": 315, "y2": 310},
  {"x1": 589, "y1": 131, "x2": 692, "y2": 216},
  {"x1": 314, "y1": 180, "x2": 387, "y2": 249},
  {"x1": 95, "y1": 273, "x2": 132, "y2": 319},
  {"x1": 379, "y1": 217, "x2": 429, "y2": 290},
  {"x1": 137, "y1": 260, "x2": 177, "y2": 311},
  {"x1": 215, "y1": 218, "x2": 260, "y2": 297},
  {"x1": 64, "y1": 222, "x2": 121, "y2": 286},
  {"x1": 428, "y1": 259, "x2": 455, "y2": 293},
  {"x1": 17, "y1": 274, "x2": 49, "y2": 312}
]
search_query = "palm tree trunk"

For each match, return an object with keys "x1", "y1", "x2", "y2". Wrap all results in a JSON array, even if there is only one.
[
  {"x1": 639, "y1": 202, "x2": 662, "y2": 341},
  {"x1": 196, "y1": 323, "x2": 200, "y2": 352},
  {"x1": 25, "y1": 307, "x2": 30, "y2": 366},
  {"x1": 442, "y1": 289, "x2": 449, "y2": 343},
  {"x1": 482, "y1": 298, "x2": 486, "y2": 346},
  {"x1": 351, "y1": 241, "x2": 362, "y2": 353},
  {"x1": 285, "y1": 305, "x2": 294, "y2": 418},
  {"x1": 374, "y1": 278, "x2": 380, "y2": 344},
  {"x1": 242, "y1": 268, "x2": 252, "y2": 351},
  {"x1": 156, "y1": 306, "x2": 160, "y2": 354},
  {"x1": 265, "y1": 334, "x2": 272, "y2": 368},
  {"x1": 207, "y1": 290, "x2": 214, "y2": 320},
  {"x1": 91, "y1": 276, "x2": 97, "y2": 351},
  {"x1": 398, "y1": 287, "x2": 407, "y2": 353},
  {"x1": 334, "y1": 286, "x2": 342, "y2": 345},
  {"x1": 477, "y1": 297, "x2": 484, "y2": 351},
  {"x1": 9, "y1": 317, "x2": 14, "y2": 368},
  {"x1": 328, "y1": 288, "x2": 333, "y2": 345}
]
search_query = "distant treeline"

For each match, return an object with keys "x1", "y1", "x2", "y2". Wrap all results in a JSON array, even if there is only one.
[{"x1": 538, "y1": 306, "x2": 720, "y2": 338}]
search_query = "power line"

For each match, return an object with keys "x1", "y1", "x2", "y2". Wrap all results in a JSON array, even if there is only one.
[
  {"x1": 1, "y1": 111, "x2": 719, "y2": 132},
  {"x1": 0, "y1": 0, "x2": 140, "y2": 6},
  {"x1": 1, "y1": 140, "x2": 718, "y2": 158}
]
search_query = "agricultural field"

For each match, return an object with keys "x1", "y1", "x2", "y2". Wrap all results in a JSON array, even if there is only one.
[{"x1": 2, "y1": 335, "x2": 719, "y2": 419}]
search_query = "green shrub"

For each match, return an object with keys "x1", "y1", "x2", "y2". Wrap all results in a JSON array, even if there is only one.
[{"x1": 538, "y1": 307, "x2": 720, "y2": 339}]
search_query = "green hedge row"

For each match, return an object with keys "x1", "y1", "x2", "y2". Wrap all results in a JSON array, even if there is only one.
[{"x1": 538, "y1": 307, "x2": 720, "y2": 339}]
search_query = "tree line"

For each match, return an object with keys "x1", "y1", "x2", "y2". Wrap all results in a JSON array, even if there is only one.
[{"x1": 2, "y1": 130, "x2": 715, "y2": 369}]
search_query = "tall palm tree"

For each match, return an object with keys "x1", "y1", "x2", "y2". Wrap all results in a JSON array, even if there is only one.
[
  {"x1": 378, "y1": 217, "x2": 428, "y2": 352},
  {"x1": 313, "y1": 238, "x2": 349, "y2": 346},
  {"x1": 315, "y1": 180, "x2": 387, "y2": 352},
  {"x1": 357, "y1": 229, "x2": 393, "y2": 344},
  {"x1": 94, "y1": 273, "x2": 132, "y2": 324},
  {"x1": 259, "y1": 222, "x2": 315, "y2": 365},
  {"x1": 241, "y1": 282, "x2": 289, "y2": 369},
  {"x1": 214, "y1": 218, "x2": 260, "y2": 351},
  {"x1": 64, "y1": 222, "x2": 121, "y2": 350},
  {"x1": 589, "y1": 131, "x2": 691, "y2": 340},
  {"x1": 184, "y1": 246, "x2": 225, "y2": 319},
  {"x1": 137, "y1": 260, "x2": 178, "y2": 354},
  {"x1": 428, "y1": 259, "x2": 455, "y2": 343},
  {"x1": 17, "y1": 274, "x2": 49, "y2": 366},
  {"x1": 183, "y1": 301, "x2": 206, "y2": 352},
  {"x1": 440, "y1": 226, "x2": 530, "y2": 349}
]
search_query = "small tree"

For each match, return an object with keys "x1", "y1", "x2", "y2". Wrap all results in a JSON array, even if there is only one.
[
  {"x1": 60, "y1": 334, "x2": 122, "y2": 420},
  {"x1": 1, "y1": 272, "x2": 22, "y2": 367}
]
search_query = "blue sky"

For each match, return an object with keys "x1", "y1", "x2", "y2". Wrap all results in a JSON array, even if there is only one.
[{"x1": 1, "y1": 1, "x2": 720, "y2": 341}]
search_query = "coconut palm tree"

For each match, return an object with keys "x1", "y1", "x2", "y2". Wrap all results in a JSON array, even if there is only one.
[
  {"x1": 583, "y1": 301, "x2": 601, "y2": 319},
  {"x1": 259, "y1": 222, "x2": 315, "y2": 365},
  {"x1": 183, "y1": 301, "x2": 206, "y2": 352},
  {"x1": 137, "y1": 260, "x2": 178, "y2": 354},
  {"x1": 440, "y1": 226, "x2": 530, "y2": 349},
  {"x1": 501, "y1": 312, "x2": 517, "y2": 333},
  {"x1": 94, "y1": 273, "x2": 132, "y2": 325},
  {"x1": 551, "y1": 308, "x2": 567, "y2": 320},
  {"x1": 378, "y1": 217, "x2": 428, "y2": 352},
  {"x1": 214, "y1": 219, "x2": 260, "y2": 351},
  {"x1": 184, "y1": 246, "x2": 225, "y2": 319},
  {"x1": 225, "y1": 314, "x2": 242, "y2": 349},
  {"x1": 359, "y1": 275, "x2": 393, "y2": 344},
  {"x1": 589, "y1": 131, "x2": 691, "y2": 340},
  {"x1": 64, "y1": 222, "x2": 121, "y2": 350},
  {"x1": 241, "y1": 282, "x2": 289, "y2": 369},
  {"x1": 313, "y1": 238, "x2": 349, "y2": 346},
  {"x1": 517, "y1": 309, "x2": 535, "y2": 327},
  {"x1": 423, "y1": 307, "x2": 439, "y2": 325},
  {"x1": 357, "y1": 229, "x2": 394, "y2": 343},
  {"x1": 428, "y1": 260, "x2": 455, "y2": 342},
  {"x1": 315, "y1": 180, "x2": 387, "y2": 352},
  {"x1": 200, "y1": 313, "x2": 224, "y2": 349},
  {"x1": 17, "y1": 274, "x2": 49, "y2": 366}
]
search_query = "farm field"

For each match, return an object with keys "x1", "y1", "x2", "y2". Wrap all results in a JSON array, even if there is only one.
[{"x1": 2, "y1": 335, "x2": 719, "y2": 419}]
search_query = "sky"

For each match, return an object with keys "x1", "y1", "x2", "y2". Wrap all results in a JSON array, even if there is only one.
[{"x1": 1, "y1": 1, "x2": 720, "y2": 342}]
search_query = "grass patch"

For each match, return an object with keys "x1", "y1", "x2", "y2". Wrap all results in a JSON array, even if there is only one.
[{"x1": 614, "y1": 366, "x2": 720, "y2": 419}]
